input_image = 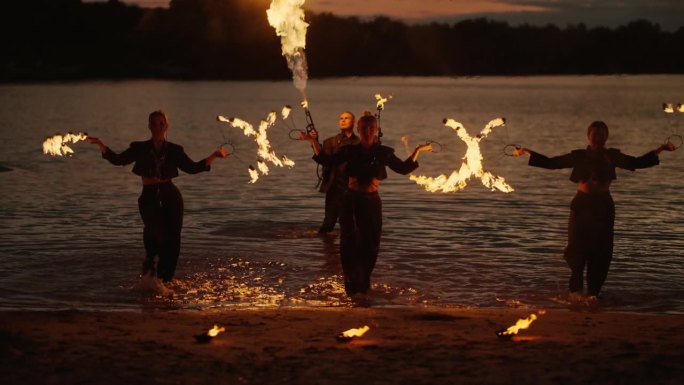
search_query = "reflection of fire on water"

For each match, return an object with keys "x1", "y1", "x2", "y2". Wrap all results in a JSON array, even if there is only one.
[
  {"x1": 267, "y1": 0, "x2": 309, "y2": 101},
  {"x1": 217, "y1": 113, "x2": 295, "y2": 183},
  {"x1": 43, "y1": 132, "x2": 88, "y2": 156},
  {"x1": 195, "y1": 324, "x2": 226, "y2": 344},
  {"x1": 410, "y1": 118, "x2": 514, "y2": 193},
  {"x1": 496, "y1": 309, "x2": 546, "y2": 339},
  {"x1": 336, "y1": 325, "x2": 370, "y2": 342}
]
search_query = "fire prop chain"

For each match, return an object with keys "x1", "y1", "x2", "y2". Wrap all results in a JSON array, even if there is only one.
[
  {"x1": 217, "y1": 111, "x2": 295, "y2": 184},
  {"x1": 410, "y1": 118, "x2": 514, "y2": 193},
  {"x1": 43, "y1": 132, "x2": 88, "y2": 157}
]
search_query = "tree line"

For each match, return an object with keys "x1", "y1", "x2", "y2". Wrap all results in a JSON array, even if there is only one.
[{"x1": 1, "y1": 0, "x2": 682, "y2": 82}]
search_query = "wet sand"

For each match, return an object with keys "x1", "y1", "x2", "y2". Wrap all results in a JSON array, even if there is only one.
[{"x1": 1, "y1": 307, "x2": 683, "y2": 384}]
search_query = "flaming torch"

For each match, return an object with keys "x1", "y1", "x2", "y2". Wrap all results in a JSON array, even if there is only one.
[
  {"x1": 410, "y1": 118, "x2": 513, "y2": 193},
  {"x1": 336, "y1": 325, "x2": 370, "y2": 342},
  {"x1": 43, "y1": 132, "x2": 88, "y2": 156},
  {"x1": 195, "y1": 324, "x2": 226, "y2": 344},
  {"x1": 662, "y1": 103, "x2": 684, "y2": 114},
  {"x1": 496, "y1": 309, "x2": 546, "y2": 339}
]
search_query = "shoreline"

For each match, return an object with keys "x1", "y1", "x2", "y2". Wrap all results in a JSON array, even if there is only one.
[{"x1": 2, "y1": 307, "x2": 683, "y2": 384}]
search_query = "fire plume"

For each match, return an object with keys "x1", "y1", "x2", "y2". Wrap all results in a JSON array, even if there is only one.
[
  {"x1": 375, "y1": 93, "x2": 393, "y2": 111},
  {"x1": 663, "y1": 103, "x2": 684, "y2": 113},
  {"x1": 207, "y1": 324, "x2": 226, "y2": 337},
  {"x1": 267, "y1": 0, "x2": 309, "y2": 99},
  {"x1": 410, "y1": 118, "x2": 513, "y2": 193},
  {"x1": 217, "y1": 113, "x2": 295, "y2": 183},
  {"x1": 42, "y1": 132, "x2": 88, "y2": 156}
]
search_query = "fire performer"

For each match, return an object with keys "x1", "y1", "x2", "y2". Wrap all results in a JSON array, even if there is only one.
[
  {"x1": 316, "y1": 111, "x2": 360, "y2": 234},
  {"x1": 515, "y1": 121, "x2": 676, "y2": 299},
  {"x1": 300, "y1": 112, "x2": 432, "y2": 295},
  {"x1": 86, "y1": 110, "x2": 229, "y2": 282}
]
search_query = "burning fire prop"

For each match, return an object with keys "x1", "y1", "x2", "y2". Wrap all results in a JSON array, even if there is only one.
[
  {"x1": 217, "y1": 111, "x2": 295, "y2": 183},
  {"x1": 496, "y1": 309, "x2": 546, "y2": 339},
  {"x1": 662, "y1": 103, "x2": 684, "y2": 113},
  {"x1": 43, "y1": 132, "x2": 88, "y2": 156},
  {"x1": 336, "y1": 325, "x2": 370, "y2": 342},
  {"x1": 267, "y1": 0, "x2": 309, "y2": 101},
  {"x1": 195, "y1": 324, "x2": 226, "y2": 344},
  {"x1": 409, "y1": 118, "x2": 514, "y2": 193}
]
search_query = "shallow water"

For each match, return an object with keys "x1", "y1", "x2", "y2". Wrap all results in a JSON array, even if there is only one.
[{"x1": 1, "y1": 76, "x2": 683, "y2": 313}]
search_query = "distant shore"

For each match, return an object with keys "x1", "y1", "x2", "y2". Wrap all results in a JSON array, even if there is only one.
[{"x1": 2, "y1": 307, "x2": 682, "y2": 384}]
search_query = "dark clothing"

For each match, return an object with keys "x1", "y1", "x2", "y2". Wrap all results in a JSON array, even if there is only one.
[
  {"x1": 103, "y1": 139, "x2": 210, "y2": 178},
  {"x1": 102, "y1": 139, "x2": 211, "y2": 281},
  {"x1": 138, "y1": 182, "x2": 183, "y2": 282},
  {"x1": 528, "y1": 147, "x2": 660, "y2": 295},
  {"x1": 566, "y1": 191, "x2": 614, "y2": 296},
  {"x1": 318, "y1": 132, "x2": 359, "y2": 233},
  {"x1": 340, "y1": 191, "x2": 381, "y2": 295},
  {"x1": 313, "y1": 143, "x2": 419, "y2": 295},
  {"x1": 528, "y1": 147, "x2": 659, "y2": 183}
]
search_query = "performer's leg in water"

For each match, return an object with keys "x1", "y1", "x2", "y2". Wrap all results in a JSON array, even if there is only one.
[
  {"x1": 157, "y1": 183, "x2": 184, "y2": 282},
  {"x1": 138, "y1": 185, "x2": 164, "y2": 277}
]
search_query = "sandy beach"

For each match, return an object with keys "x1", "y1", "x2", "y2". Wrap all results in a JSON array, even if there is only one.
[{"x1": 1, "y1": 307, "x2": 682, "y2": 385}]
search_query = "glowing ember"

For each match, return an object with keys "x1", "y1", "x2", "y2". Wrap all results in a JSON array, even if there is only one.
[
  {"x1": 375, "y1": 93, "x2": 393, "y2": 111},
  {"x1": 42, "y1": 132, "x2": 88, "y2": 156},
  {"x1": 410, "y1": 118, "x2": 513, "y2": 193},
  {"x1": 217, "y1": 112, "x2": 295, "y2": 183},
  {"x1": 336, "y1": 325, "x2": 370, "y2": 342},
  {"x1": 497, "y1": 309, "x2": 546, "y2": 338},
  {"x1": 267, "y1": 0, "x2": 309, "y2": 100}
]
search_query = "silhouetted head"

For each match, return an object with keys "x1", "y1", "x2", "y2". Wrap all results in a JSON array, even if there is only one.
[
  {"x1": 587, "y1": 121, "x2": 608, "y2": 149},
  {"x1": 357, "y1": 111, "x2": 378, "y2": 145},
  {"x1": 149, "y1": 110, "x2": 168, "y2": 141}
]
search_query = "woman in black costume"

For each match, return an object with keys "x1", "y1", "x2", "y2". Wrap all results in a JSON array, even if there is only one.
[
  {"x1": 516, "y1": 121, "x2": 675, "y2": 299},
  {"x1": 301, "y1": 112, "x2": 432, "y2": 296},
  {"x1": 87, "y1": 110, "x2": 229, "y2": 282}
]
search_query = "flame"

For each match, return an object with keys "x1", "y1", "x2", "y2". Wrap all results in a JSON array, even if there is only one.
[
  {"x1": 218, "y1": 112, "x2": 295, "y2": 183},
  {"x1": 43, "y1": 132, "x2": 88, "y2": 156},
  {"x1": 375, "y1": 93, "x2": 393, "y2": 111},
  {"x1": 498, "y1": 309, "x2": 546, "y2": 337},
  {"x1": 267, "y1": 0, "x2": 309, "y2": 100},
  {"x1": 301, "y1": 100, "x2": 309, "y2": 110},
  {"x1": 207, "y1": 324, "x2": 226, "y2": 337},
  {"x1": 663, "y1": 103, "x2": 684, "y2": 113},
  {"x1": 410, "y1": 118, "x2": 513, "y2": 193},
  {"x1": 341, "y1": 325, "x2": 370, "y2": 339},
  {"x1": 282, "y1": 105, "x2": 292, "y2": 120}
]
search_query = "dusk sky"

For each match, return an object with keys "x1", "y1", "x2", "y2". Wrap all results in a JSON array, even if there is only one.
[{"x1": 113, "y1": 0, "x2": 683, "y2": 31}]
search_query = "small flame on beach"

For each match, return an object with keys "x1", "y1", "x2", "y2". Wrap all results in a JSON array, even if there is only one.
[
  {"x1": 267, "y1": 0, "x2": 309, "y2": 100},
  {"x1": 410, "y1": 118, "x2": 513, "y2": 193},
  {"x1": 663, "y1": 103, "x2": 684, "y2": 113},
  {"x1": 375, "y1": 93, "x2": 393, "y2": 111},
  {"x1": 336, "y1": 325, "x2": 370, "y2": 342},
  {"x1": 207, "y1": 324, "x2": 226, "y2": 337},
  {"x1": 217, "y1": 113, "x2": 295, "y2": 183},
  {"x1": 497, "y1": 309, "x2": 546, "y2": 338},
  {"x1": 43, "y1": 132, "x2": 88, "y2": 156}
]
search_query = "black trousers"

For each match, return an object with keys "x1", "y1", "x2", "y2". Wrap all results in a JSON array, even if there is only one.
[
  {"x1": 319, "y1": 185, "x2": 346, "y2": 233},
  {"x1": 564, "y1": 191, "x2": 615, "y2": 296},
  {"x1": 138, "y1": 182, "x2": 184, "y2": 282},
  {"x1": 339, "y1": 191, "x2": 382, "y2": 295}
]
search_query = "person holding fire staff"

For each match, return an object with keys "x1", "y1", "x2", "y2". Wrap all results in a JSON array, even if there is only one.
[
  {"x1": 514, "y1": 121, "x2": 676, "y2": 300},
  {"x1": 300, "y1": 111, "x2": 432, "y2": 296},
  {"x1": 87, "y1": 110, "x2": 229, "y2": 282},
  {"x1": 316, "y1": 111, "x2": 360, "y2": 234}
]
